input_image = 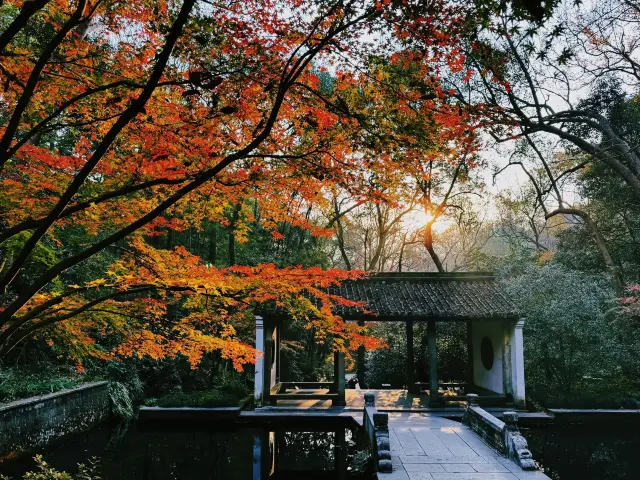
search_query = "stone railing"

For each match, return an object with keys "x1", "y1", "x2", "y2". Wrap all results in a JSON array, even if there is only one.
[
  {"x1": 463, "y1": 394, "x2": 536, "y2": 470},
  {"x1": 363, "y1": 393, "x2": 392, "y2": 472}
]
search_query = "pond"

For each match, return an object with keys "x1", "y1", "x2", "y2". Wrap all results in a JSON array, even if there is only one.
[
  {"x1": 0, "y1": 421, "x2": 374, "y2": 479},
  {"x1": 524, "y1": 425, "x2": 640, "y2": 480}
]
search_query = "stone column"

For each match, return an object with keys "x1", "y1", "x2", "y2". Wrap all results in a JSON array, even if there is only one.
[
  {"x1": 428, "y1": 318, "x2": 438, "y2": 405},
  {"x1": 254, "y1": 316, "x2": 265, "y2": 406},
  {"x1": 510, "y1": 319, "x2": 526, "y2": 408},
  {"x1": 406, "y1": 320, "x2": 418, "y2": 393},
  {"x1": 333, "y1": 351, "x2": 346, "y2": 406}
]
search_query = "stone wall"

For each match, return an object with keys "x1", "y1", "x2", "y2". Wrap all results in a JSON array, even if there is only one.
[{"x1": 0, "y1": 381, "x2": 111, "y2": 460}]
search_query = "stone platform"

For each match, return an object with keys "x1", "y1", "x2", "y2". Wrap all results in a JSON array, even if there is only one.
[{"x1": 264, "y1": 389, "x2": 460, "y2": 410}]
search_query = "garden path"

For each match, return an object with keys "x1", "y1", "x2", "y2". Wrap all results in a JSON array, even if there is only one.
[{"x1": 378, "y1": 413, "x2": 551, "y2": 480}]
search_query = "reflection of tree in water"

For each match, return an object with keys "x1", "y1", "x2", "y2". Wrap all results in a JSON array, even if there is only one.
[
  {"x1": 4, "y1": 425, "x2": 371, "y2": 479},
  {"x1": 103, "y1": 428, "x2": 255, "y2": 479},
  {"x1": 276, "y1": 428, "x2": 361, "y2": 473},
  {"x1": 277, "y1": 431, "x2": 336, "y2": 471},
  {"x1": 524, "y1": 427, "x2": 637, "y2": 480}
]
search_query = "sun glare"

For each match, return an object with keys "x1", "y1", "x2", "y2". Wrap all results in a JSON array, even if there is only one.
[{"x1": 405, "y1": 209, "x2": 451, "y2": 233}]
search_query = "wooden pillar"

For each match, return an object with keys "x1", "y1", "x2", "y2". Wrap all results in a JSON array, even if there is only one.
[
  {"x1": 333, "y1": 351, "x2": 346, "y2": 406},
  {"x1": 275, "y1": 320, "x2": 281, "y2": 384},
  {"x1": 263, "y1": 318, "x2": 274, "y2": 406},
  {"x1": 406, "y1": 320, "x2": 418, "y2": 393},
  {"x1": 357, "y1": 319, "x2": 366, "y2": 389},
  {"x1": 428, "y1": 318, "x2": 438, "y2": 404},
  {"x1": 466, "y1": 320, "x2": 474, "y2": 391}
]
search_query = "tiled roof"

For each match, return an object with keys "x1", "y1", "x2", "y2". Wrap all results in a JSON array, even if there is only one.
[{"x1": 323, "y1": 272, "x2": 519, "y2": 321}]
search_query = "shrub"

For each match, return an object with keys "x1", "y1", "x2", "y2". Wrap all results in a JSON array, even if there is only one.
[
  {"x1": 0, "y1": 368, "x2": 82, "y2": 403},
  {"x1": 501, "y1": 263, "x2": 640, "y2": 405},
  {"x1": 146, "y1": 389, "x2": 243, "y2": 408},
  {"x1": 0, "y1": 455, "x2": 100, "y2": 480},
  {"x1": 108, "y1": 382, "x2": 134, "y2": 421},
  {"x1": 104, "y1": 361, "x2": 144, "y2": 404}
]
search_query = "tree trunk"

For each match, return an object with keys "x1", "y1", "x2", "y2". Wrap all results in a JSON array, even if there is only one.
[
  {"x1": 228, "y1": 202, "x2": 242, "y2": 266},
  {"x1": 335, "y1": 217, "x2": 352, "y2": 270},
  {"x1": 398, "y1": 232, "x2": 407, "y2": 272},
  {"x1": 424, "y1": 223, "x2": 445, "y2": 273},
  {"x1": 209, "y1": 224, "x2": 217, "y2": 265}
]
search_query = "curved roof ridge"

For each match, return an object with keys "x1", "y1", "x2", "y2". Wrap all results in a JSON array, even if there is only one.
[
  {"x1": 369, "y1": 271, "x2": 495, "y2": 281},
  {"x1": 328, "y1": 272, "x2": 519, "y2": 320}
]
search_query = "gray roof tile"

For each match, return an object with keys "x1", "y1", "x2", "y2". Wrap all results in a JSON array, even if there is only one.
[{"x1": 323, "y1": 272, "x2": 519, "y2": 321}]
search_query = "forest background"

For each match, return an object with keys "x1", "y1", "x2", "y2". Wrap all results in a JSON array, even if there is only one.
[{"x1": 0, "y1": 0, "x2": 639, "y2": 412}]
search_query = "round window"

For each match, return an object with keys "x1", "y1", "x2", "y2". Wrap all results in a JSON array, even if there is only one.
[{"x1": 480, "y1": 336, "x2": 494, "y2": 370}]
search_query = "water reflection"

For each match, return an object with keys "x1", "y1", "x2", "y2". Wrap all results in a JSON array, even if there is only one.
[
  {"x1": 0, "y1": 424, "x2": 371, "y2": 480},
  {"x1": 524, "y1": 426, "x2": 639, "y2": 480},
  {"x1": 254, "y1": 429, "x2": 353, "y2": 479}
]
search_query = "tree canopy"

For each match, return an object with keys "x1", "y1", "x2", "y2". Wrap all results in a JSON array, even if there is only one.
[
  {"x1": 3, "y1": 0, "x2": 638, "y2": 383},
  {"x1": 0, "y1": 0, "x2": 529, "y2": 368}
]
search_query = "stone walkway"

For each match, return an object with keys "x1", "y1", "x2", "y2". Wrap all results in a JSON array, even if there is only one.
[{"x1": 378, "y1": 413, "x2": 550, "y2": 480}]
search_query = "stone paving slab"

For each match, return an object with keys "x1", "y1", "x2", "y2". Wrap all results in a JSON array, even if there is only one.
[
  {"x1": 427, "y1": 474, "x2": 519, "y2": 480},
  {"x1": 378, "y1": 413, "x2": 550, "y2": 480},
  {"x1": 400, "y1": 456, "x2": 494, "y2": 464}
]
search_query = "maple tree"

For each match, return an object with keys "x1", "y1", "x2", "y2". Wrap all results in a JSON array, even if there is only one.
[{"x1": 0, "y1": 0, "x2": 538, "y2": 369}]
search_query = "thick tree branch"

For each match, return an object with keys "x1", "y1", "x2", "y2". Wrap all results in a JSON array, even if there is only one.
[
  {"x1": 0, "y1": 0, "x2": 51, "y2": 56},
  {"x1": 0, "y1": 0, "x2": 196, "y2": 294},
  {"x1": 0, "y1": 0, "x2": 88, "y2": 169}
]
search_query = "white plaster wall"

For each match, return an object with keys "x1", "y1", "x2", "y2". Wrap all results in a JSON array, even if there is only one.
[
  {"x1": 510, "y1": 320, "x2": 526, "y2": 406},
  {"x1": 254, "y1": 317, "x2": 264, "y2": 405},
  {"x1": 472, "y1": 321, "x2": 504, "y2": 394}
]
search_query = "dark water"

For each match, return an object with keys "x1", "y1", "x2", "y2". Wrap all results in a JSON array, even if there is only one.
[
  {"x1": 524, "y1": 426, "x2": 640, "y2": 480},
  {"x1": 0, "y1": 422, "x2": 373, "y2": 479}
]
